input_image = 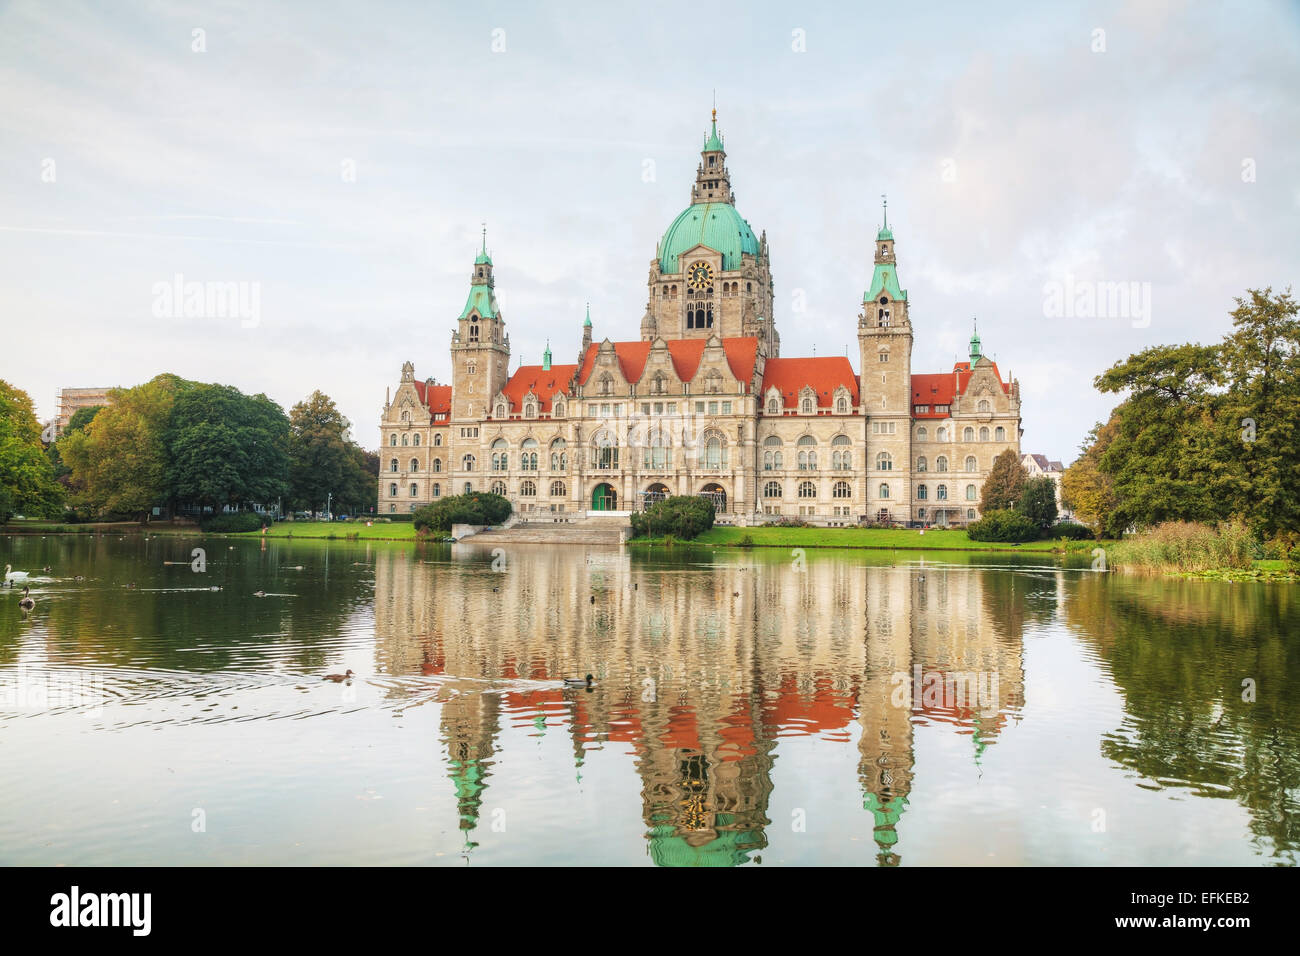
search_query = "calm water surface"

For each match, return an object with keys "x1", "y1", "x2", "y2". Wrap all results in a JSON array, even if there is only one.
[{"x1": 1, "y1": 533, "x2": 1295, "y2": 866}]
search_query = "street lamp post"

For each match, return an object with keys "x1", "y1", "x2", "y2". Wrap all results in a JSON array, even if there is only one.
[{"x1": 326, "y1": 492, "x2": 332, "y2": 522}]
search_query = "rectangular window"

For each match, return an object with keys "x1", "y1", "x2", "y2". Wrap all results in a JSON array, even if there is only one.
[
  {"x1": 587, "y1": 404, "x2": 596, "y2": 417},
  {"x1": 708, "y1": 401, "x2": 719, "y2": 415},
  {"x1": 935, "y1": 405, "x2": 950, "y2": 413},
  {"x1": 667, "y1": 403, "x2": 677, "y2": 414},
  {"x1": 654, "y1": 402, "x2": 664, "y2": 414},
  {"x1": 914, "y1": 405, "x2": 929, "y2": 415},
  {"x1": 641, "y1": 403, "x2": 650, "y2": 415},
  {"x1": 879, "y1": 353, "x2": 889, "y2": 363},
  {"x1": 601, "y1": 403, "x2": 611, "y2": 415},
  {"x1": 721, "y1": 401, "x2": 732, "y2": 414},
  {"x1": 695, "y1": 401, "x2": 705, "y2": 414},
  {"x1": 614, "y1": 404, "x2": 622, "y2": 417}
]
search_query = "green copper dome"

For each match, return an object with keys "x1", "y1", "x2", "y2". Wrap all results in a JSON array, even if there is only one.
[
  {"x1": 658, "y1": 202, "x2": 759, "y2": 273},
  {"x1": 876, "y1": 225, "x2": 894, "y2": 241}
]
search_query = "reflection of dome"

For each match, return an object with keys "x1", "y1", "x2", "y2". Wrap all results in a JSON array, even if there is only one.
[
  {"x1": 658, "y1": 202, "x2": 759, "y2": 273},
  {"x1": 864, "y1": 792, "x2": 907, "y2": 850},
  {"x1": 647, "y1": 818, "x2": 764, "y2": 867}
]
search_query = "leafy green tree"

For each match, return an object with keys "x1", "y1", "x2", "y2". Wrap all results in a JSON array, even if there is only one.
[
  {"x1": 60, "y1": 375, "x2": 187, "y2": 520},
  {"x1": 413, "y1": 493, "x2": 511, "y2": 533},
  {"x1": 1061, "y1": 418, "x2": 1121, "y2": 536},
  {"x1": 0, "y1": 380, "x2": 63, "y2": 521},
  {"x1": 979, "y1": 448, "x2": 1027, "y2": 513},
  {"x1": 165, "y1": 385, "x2": 289, "y2": 512},
  {"x1": 1016, "y1": 475, "x2": 1059, "y2": 528},
  {"x1": 288, "y1": 391, "x2": 369, "y2": 513}
]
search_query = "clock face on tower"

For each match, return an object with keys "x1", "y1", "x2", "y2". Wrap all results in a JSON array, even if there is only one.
[{"x1": 687, "y1": 261, "x2": 714, "y2": 290}]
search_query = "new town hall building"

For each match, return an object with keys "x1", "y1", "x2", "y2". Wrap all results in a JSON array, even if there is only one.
[{"x1": 379, "y1": 112, "x2": 1022, "y2": 527}]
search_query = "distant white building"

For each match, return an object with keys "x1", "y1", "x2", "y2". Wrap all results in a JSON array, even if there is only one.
[{"x1": 1022, "y1": 453, "x2": 1070, "y2": 519}]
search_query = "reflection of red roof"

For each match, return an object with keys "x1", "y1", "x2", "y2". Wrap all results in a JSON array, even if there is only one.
[
  {"x1": 412, "y1": 381, "x2": 452, "y2": 416},
  {"x1": 760, "y1": 357, "x2": 860, "y2": 411},
  {"x1": 497, "y1": 364, "x2": 578, "y2": 416},
  {"x1": 576, "y1": 337, "x2": 760, "y2": 388},
  {"x1": 763, "y1": 674, "x2": 857, "y2": 735},
  {"x1": 910, "y1": 362, "x2": 1009, "y2": 418}
]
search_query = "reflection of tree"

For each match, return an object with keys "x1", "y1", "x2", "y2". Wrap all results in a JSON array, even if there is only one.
[{"x1": 1066, "y1": 573, "x2": 1300, "y2": 861}]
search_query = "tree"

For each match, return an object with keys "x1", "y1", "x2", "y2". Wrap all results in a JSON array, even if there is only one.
[
  {"x1": 1016, "y1": 475, "x2": 1059, "y2": 528},
  {"x1": 60, "y1": 375, "x2": 186, "y2": 520},
  {"x1": 1061, "y1": 418, "x2": 1121, "y2": 535},
  {"x1": 413, "y1": 493, "x2": 512, "y2": 534},
  {"x1": 980, "y1": 449, "x2": 1027, "y2": 513},
  {"x1": 288, "y1": 391, "x2": 369, "y2": 513},
  {"x1": 0, "y1": 380, "x2": 63, "y2": 521},
  {"x1": 166, "y1": 385, "x2": 289, "y2": 512}
]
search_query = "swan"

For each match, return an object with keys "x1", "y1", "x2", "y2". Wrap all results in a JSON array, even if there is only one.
[
  {"x1": 253, "y1": 590, "x2": 267, "y2": 597},
  {"x1": 4, "y1": 565, "x2": 30, "y2": 585},
  {"x1": 18, "y1": 586, "x2": 34, "y2": 611}
]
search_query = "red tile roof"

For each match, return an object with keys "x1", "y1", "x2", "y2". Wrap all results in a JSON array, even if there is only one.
[
  {"x1": 760, "y1": 356, "x2": 860, "y2": 411},
  {"x1": 498, "y1": 364, "x2": 578, "y2": 415},
  {"x1": 576, "y1": 336, "x2": 760, "y2": 388},
  {"x1": 413, "y1": 381, "x2": 452, "y2": 416},
  {"x1": 910, "y1": 362, "x2": 1010, "y2": 418}
]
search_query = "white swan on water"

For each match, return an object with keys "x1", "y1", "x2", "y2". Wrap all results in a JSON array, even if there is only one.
[{"x1": 4, "y1": 565, "x2": 31, "y2": 585}]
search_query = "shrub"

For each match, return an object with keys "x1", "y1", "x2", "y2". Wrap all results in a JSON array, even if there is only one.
[
  {"x1": 739, "y1": 534, "x2": 754, "y2": 548},
  {"x1": 385, "y1": 513, "x2": 414, "y2": 522},
  {"x1": 1110, "y1": 520, "x2": 1254, "y2": 573},
  {"x1": 200, "y1": 511, "x2": 267, "y2": 533},
  {"x1": 966, "y1": 509, "x2": 1042, "y2": 542},
  {"x1": 629, "y1": 495, "x2": 715, "y2": 540},
  {"x1": 413, "y1": 493, "x2": 512, "y2": 534},
  {"x1": 1049, "y1": 521, "x2": 1093, "y2": 540}
]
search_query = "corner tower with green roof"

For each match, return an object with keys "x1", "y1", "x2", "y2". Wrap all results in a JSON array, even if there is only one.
[
  {"x1": 451, "y1": 228, "x2": 510, "y2": 460},
  {"x1": 644, "y1": 109, "x2": 779, "y2": 355}
]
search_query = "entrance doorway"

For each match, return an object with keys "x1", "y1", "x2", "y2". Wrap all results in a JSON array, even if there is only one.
[{"x1": 591, "y1": 483, "x2": 617, "y2": 511}]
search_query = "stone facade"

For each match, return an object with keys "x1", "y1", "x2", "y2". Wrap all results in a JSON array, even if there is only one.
[{"x1": 379, "y1": 112, "x2": 1022, "y2": 527}]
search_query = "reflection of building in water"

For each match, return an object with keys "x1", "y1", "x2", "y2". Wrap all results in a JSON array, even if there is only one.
[{"x1": 373, "y1": 547, "x2": 1028, "y2": 865}]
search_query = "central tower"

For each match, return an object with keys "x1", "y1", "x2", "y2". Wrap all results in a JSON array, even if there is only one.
[{"x1": 640, "y1": 110, "x2": 779, "y2": 356}]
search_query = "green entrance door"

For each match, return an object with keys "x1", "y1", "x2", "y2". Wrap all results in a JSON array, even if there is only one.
[{"x1": 592, "y1": 483, "x2": 616, "y2": 510}]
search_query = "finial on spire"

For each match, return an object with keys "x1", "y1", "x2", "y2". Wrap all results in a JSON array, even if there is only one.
[
  {"x1": 480, "y1": 223, "x2": 487, "y2": 255},
  {"x1": 584, "y1": 302, "x2": 591, "y2": 327},
  {"x1": 882, "y1": 194, "x2": 888, "y2": 229}
]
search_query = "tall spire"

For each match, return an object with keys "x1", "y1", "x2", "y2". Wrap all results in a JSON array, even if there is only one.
[
  {"x1": 543, "y1": 339, "x2": 552, "y2": 371},
  {"x1": 694, "y1": 105, "x2": 732, "y2": 204},
  {"x1": 475, "y1": 223, "x2": 492, "y2": 265},
  {"x1": 969, "y1": 317, "x2": 982, "y2": 362},
  {"x1": 584, "y1": 302, "x2": 592, "y2": 328},
  {"x1": 877, "y1": 194, "x2": 893, "y2": 241}
]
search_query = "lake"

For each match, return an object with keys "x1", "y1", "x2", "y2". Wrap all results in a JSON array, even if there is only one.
[{"x1": 1, "y1": 534, "x2": 1295, "y2": 866}]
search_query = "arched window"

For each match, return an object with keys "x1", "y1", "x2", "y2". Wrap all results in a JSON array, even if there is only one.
[
  {"x1": 963, "y1": 427, "x2": 974, "y2": 442},
  {"x1": 937, "y1": 427, "x2": 948, "y2": 441},
  {"x1": 767, "y1": 397, "x2": 780, "y2": 415},
  {"x1": 524, "y1": 402, "x2": 536, "y2": 418},
  {"x1": 462, "y1": 454, "x2": 475, "y2": 471},
  {"x1": 937, "y1": 484, "x2": 948, "y2": 500},
  {"x1": 389, "y1": 458, "x2": 398, "y2": 473},
  {"x1": 644, "y1": 430, "x2": 671, "y2": 469},
  {"x1": 433, "y1": 433, "x2": 442, "y2": 446},
  {"x1": 763, "y1": 435, "x2": 782, "y2": 471},
  {"x1": 995, "y1": 426, "x2": 1005, "y2": 441},
  {"x1": 763, "y1": 481, "x2": 782, "y2": 498},
  {"x1": 554, "y1": 402, "x2": 565, "y2": 418},
  {"x1": 432, "y1": 483, "x2": 440, "y2": 498},
  {"x1": 495, "y1": 402, "x2": 507, "y2": 419},
  {"x1": 800, "y1": 397, "x2": 813, "y2": 414},
  {"x1": 652, "y1": 373, "x2": 666, "y2": 395},
  {"x1": 490, "y1": 480, "x2": 507, "y2": 496},
  {"x1": 410, "y1": 458, "x2": 420, "y2": 472},
  {"x1": 401, "y1": 410, "x2": 409, "y2": 422},
  {"x1": 520, "y1": 438, "x2": 538, "y2": 471},
  {"x1": 390, "y1": 434, "x2": 397, "y2": 446},
  {"x1": 835, "y1": 396, "x2": 848, "y2": 414},
  {"x1": 980, "y1": 426, "x2": 990, "y2": 442},
  {"x1": 917, "y1": 485, "x2": 928, "y2": 500},
  {"x1": 797, "y1": 435, "x2": 818, "y2": 471},
  {"x1": 879, "y1": 483, "x2": 890, "y2": 499},
  {"x1": 409, "y1": 483, "x2": 418, "y2": 497},
  {"x1": 916, "y1": 456, "x2": 928, "y2": 472},
  {"x1": 413, "y1": 434, "x2": 421, "y2": 446},
  {"x1": 389, "y1": 503, "x2": 395, "y2": 513},
  {"x1": 936, "y1": 456, "x2": 948, "y2": 472},
  {"x1": 593, "y1": 430, "x2": 618, "y2": 469},
  {"x1": 965, "y1": 456, "x2": 977, "y2": 471},
  {"x1": 798, "y1": 480, "x2": 816, "y2": 498},
  {"x1": 967, "y1": 508, "x2": 977, "y2": 520},
  {"x1": 433, "y1": 458, "x2": 442, "y2": 473},
  {"x1": 402, "y1": 434, "x2": 409, "y2": 446},
  {"x1": 491, "y1": 438, "x2": 509, "y2": 472},
  {"x1": 550, "y1": 438, "x2": 568, "y2": 471},
  {"x1": 831, "y1": 435, "x2": 851, "y2": 470},
  {"x1": 389, "y1": 483, "x2": 398, "y2": 496},
  {"x1": 916, "y1": 426, "x2": 928, "y2": 442},
  {"x1": 469, "y1": 323, "x2": 479, "y2": 342},
  {"x1": 833, "y1": 481, "x2": 850, "y2": 498},
  {"x1": 978, "y1": 399, "x2": 991, "y2": 413},
  {"x1": 966, "y1": 483, "x2": 977, "y2": 500},
  {"x1": 702, "y1": 431, "x2": 726, "y2": 470},
  {"x1": 520, "y1": 480, "x2": 536, "y2": 496},
  {"x1": 550, "y1": 481, "x2": 566, "y2": 497},
  {"x1": 875, "y1": 451, "x2": 892, "y2": 471},
  {"x1": 599, "y1": 373, "x2": 613, "y2": 396}
]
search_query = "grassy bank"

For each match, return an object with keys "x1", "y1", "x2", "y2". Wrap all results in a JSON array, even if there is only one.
[
  {"x1": 232, "y1": 521, "x2": 418, "y2": 541},
  {"x1": 630, "y1": 526, "x2": 1093, "y2": 552}
]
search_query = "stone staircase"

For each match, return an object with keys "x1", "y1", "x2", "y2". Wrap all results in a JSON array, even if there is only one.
[{"x1": 462, "y1": 518, "x2": 628, "y2": 546}]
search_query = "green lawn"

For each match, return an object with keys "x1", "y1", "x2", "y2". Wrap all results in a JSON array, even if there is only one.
[
  {"x1": 233, "y1": 521, "x2": 418, "y2": 541},
  {"x1": 635, "y1": 526, "x2": 1079, "y2": 552}
]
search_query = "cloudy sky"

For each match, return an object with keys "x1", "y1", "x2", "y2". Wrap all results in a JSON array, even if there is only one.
[{"x1": 2, "y1": 0, "x2": 1297, "y2": 462}]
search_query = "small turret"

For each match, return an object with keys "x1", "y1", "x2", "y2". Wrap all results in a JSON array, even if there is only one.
[{"x1": 969, "y1": 319, "x2": 982, "y2": 363}]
